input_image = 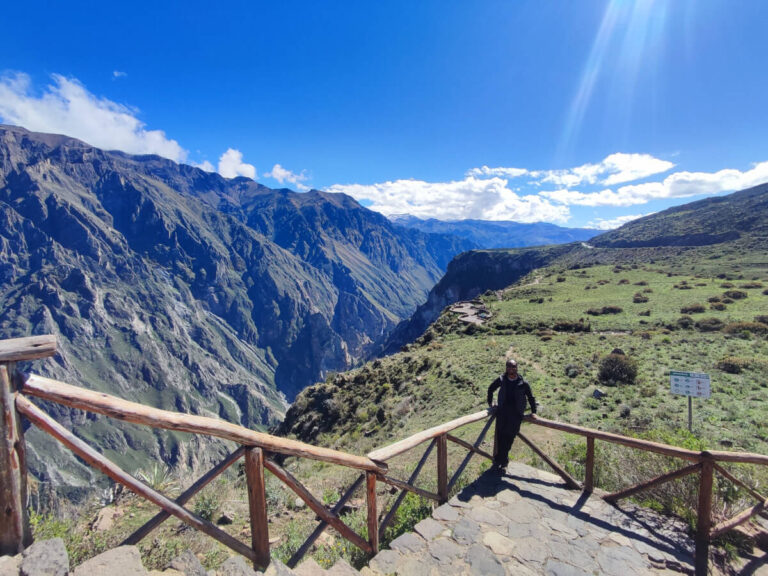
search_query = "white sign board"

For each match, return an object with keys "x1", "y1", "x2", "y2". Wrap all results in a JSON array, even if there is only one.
[{"x1": 670, "y1": 371, "x2": 711, "y2": 399}]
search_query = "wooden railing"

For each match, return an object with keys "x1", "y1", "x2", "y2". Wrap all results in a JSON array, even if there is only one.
[{"x1": 2, "y1": 335, "x2": 767, "y2": 576}]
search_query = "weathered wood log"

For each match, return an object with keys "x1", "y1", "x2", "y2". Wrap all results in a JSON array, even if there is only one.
[
  {"x1": 517, "y1": 432, "x2": 581, "y2": 490},
  {"x1": 713, "y1": 463, "x2": 767, "y2": 505},
  {"x1": 245, "y1": 448, "x2": 270, "y2": 570},
  {"x1": 288, "y1": 474, "x2": 364, "y2": 568},
  {"x1": 123, "y1": 446, "x2": 245, "y2": 545},
  {"x1": 584, "y1": 436, "x2": 595, "y2": 493},
  {"x1": 707, "y1": 450, "x2": 768, "y2": 466},
  {"x1": 695, "y1": 457, "x2": 714, "y2": 576},
  {"x1": 22, "y1": 374, "x2": 385, "y2": 473},
  {"x1": 379, "y1": 440, "x2": 435, "y2": 535},
  {"x1": 449, "y1": 415, "x2": 495, "y2": 492},
  {"x1": 0, "y1": 336, "x2": 57, "y2": 363},
  {"x1": 263, "y1": 459, "x2": 372, "y2": 554},
  {"x1": 603, "y1": 462, "x2": 701, "y2": 504},
  {"x1": 368, "y1": 410, "x2": 490, "y2": 462},
  {"x1": 710, "y1": 499, "x2": 768, "y2": 540},
  {"x1": 0, "y1": 365, "x2": 31, "y2": 555},
  {"x1": 525, "y1": 415, "x2": 701, "y2": 461},
  {"x1": 376, "y1": 474, "x2": 440, "y2": 502},
  {"x1": 366, "y1": 472, "x2": 379, "y2": 554},
  {"x1": 16, "y1": 394, "x2": 257, "y2": 562},
  {"x1": 446, "y1": 433, "x2": 493, "y2": 461},
  {"x1": 437, "y1": 434, "x2": 448, "y2": 503}
]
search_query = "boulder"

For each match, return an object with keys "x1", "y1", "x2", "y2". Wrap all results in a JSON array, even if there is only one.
[
  {"x1": 20, "y1": 538, "x2": 69, "y2": 576},
  {"x1": 73, "y1": 546, "x2": 147, "y2": 576}
]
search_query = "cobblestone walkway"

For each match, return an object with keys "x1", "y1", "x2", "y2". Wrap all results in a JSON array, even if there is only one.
[{"x1": 366, "y1": 462, "x2": 696, "y2": 576}]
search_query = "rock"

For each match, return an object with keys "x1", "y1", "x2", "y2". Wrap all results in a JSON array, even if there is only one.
[
  {"x1": 465, "y1": 543, "x2": 504, "y2": 576},
  {"x1": 263, "y1": 560, "x2": 295, "y2": 576},
  {"x1": 427, "y1": 538, "x2": 462, "y2": 564},
  {"x1": 482, "y1": 531, "x2": 516, "y2": 556},
  {"x1": 432, "y1": 504, "x2": 459, "y2": 522},
  {"x1": 543, "y1": 559, "x2": 591, "y2": 576},
  {"x1": 216, "y1": 513, "x2": 234, "y2": 526},
  {"x1": 592, "y1": 388, "x2": 606, "y2": 399},
  {"x1": 20, "y1": 538, "x2": 69, "y2": 576},
  {"x1": 414, "y1": 518, "x2": 444, "y2": 541},
  {"x1": 293, "y1": 558, "x2": 325, "y2": 576},
  {"x1": 0, "y1": 554, "x2": 21, "y2": 576},
  {"x1": 328, "y1": 559, "x2": 358, "y2": 576},
  {"x1": 369, "y1": 550, "x2": 401, "y2": 575},
  {"x1": 293, "y1": 497, "x2": 306, "y2": 510},
  {"x1": 388, "y1": 532, "x2": 426, "y2": 554},
  {"x1": 169, "y1": 550, "x2": 206, "y2": 576},
  {"x1": 216, "y1": 556, "x2": 254, "y2": 576},
  {"x1": 452, "y1": 517, "x2": 482, "y2": 544},
  {"x1": 72, "y1": 546, "x2": 146, "y2": 576}
]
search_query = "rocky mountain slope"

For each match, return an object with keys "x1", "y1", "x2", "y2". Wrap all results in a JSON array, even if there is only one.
[
  {"x1": 390, "y1": 215, "x2": 596, "y2": 248},
  {"x1": 0, "y1": 125, "x2": 472, "y2": 487},
  {"x1": 379, "y1": 183, "x2": 768, "y2": 355}
]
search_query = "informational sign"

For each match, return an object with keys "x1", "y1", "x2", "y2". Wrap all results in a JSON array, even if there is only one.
[{"x1": 670, "y1": 371, "x2": 711, "y2": 398}]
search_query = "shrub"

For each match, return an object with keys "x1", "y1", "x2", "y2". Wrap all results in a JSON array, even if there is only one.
[
  {"x1": 723, "y1": 290, "x2": 748, "y2": 300},
  {"x1": 618, "y1": 279, "x2": 629, "y2": 285},
  {"x1": 676, "y1": 315, "x2": 695, "y2": 329},
  {"x1": 598, "y1": 354, "x2": 638, "y2": 385},
  {"x1": 740, "y1": 282, "x2": 763, "y2": 289},
  {"x1": 638, "y1": 310, "x2": 651, "y2": 316},
  {"x1": 602, "y1": 305, "x2": 623, "y2": 315},
  {"x1": 552, "y1": 319, "x2": 590, "y2": 332},
  {"x1": 763, "y1": 288, "x2": 768, "y2": 295},
  {"x1": 755, "y1": 315, "x2": 768, "y2": 324},
  {"x1": 722, "y1": 297, "x2": 734, "y2": 304},
  {"x1": 564, "y1": 364, "x2": 581, "y2": 378},
  {"x1": 696, "y1": 317, "x2": 725, "y2": 332},
  {"x1": 633, "y1": 293, "x2": 649, "y2": 303},
  {"x1": 634, "y1": 281, "x2": 648, "y2": 286},
  {"x1": 586, "y1": 308, "x2": 602, "y2": 316},
  {"x1": 680, "y1": 303, "x2": 705, "y2": 314},
  {"x1": 716, "y1": 357, "x2": 750, "y2": 374},
  {"x1": 721, "y1": 282, "x2": 735, "y2": 288},
  {"x1": 556, "y1": 276, "x2": 566, "y2": 282},
  {"x1": 710, "y1": 302, "x2": 726, "y2": 311},
  {"x1": 707, "y1": 296, "x2": 721, "y2": 303},
  {"x1": 723, "y1": 322, "x2": 768, "y2": 335}
]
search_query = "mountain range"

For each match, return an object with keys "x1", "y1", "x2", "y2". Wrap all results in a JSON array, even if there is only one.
[
  {"x1": 0, "y1": 125, "x2": 475, "y2": 486},
  {"x1": 389, "y1": 215, "x2": 596, "y2": 248}
]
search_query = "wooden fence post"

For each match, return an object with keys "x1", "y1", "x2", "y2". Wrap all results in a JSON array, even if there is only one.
[
  {"x1": 584, "y1": 436, "x2": 595, "y2": 493},
  {"x1": 244, "y1": 447, "x2": 270, "y2": 571},
  {"x1": 695, "y1": 454, "x2": 714, "y2": 576},
  {"x1": 366, "y1": 472, "x2": 379, "y2": 554},
  {"x1": 437, "y1": 433, "x2": 448, "y2": 503},
  {"x1": 0, "y1": 363, "x2": 32, "y2": 556}
]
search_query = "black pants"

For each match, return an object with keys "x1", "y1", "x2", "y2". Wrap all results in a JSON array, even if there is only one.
[{"x1": 493, "y1": 415, "x2": 522, "y2": 467}]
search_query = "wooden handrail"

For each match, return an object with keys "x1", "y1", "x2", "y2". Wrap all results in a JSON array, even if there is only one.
[
  {"x1": 524, "y1": 415, "x2": 701, "y2": 461},
  {"x1": 0, "y1": 336, "x2": 57, "y2": 363},
  {"x1": 21, "y1": 374, "x2": 385, "y2": 474},
  {"x1": 367, "y1": 409, "x2": 490, "y2": 462}
]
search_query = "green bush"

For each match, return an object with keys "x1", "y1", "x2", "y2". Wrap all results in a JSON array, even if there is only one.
[
  {"x1": 695, "y1": 317, "x2": 724, "y2": 332},
  {"x1": 716, "y1": 356, "x2": 750, "y2": 374},
  {"x1": 723, "y1": 322, "x2": 768, "y2": 335},
  {"x1": 723, "y1": 290, "x2": 748, "y2": 300},
  {"x1": 598, "y1": 354, "x2": 638, "y2": 385},
  {"x1": 680, "y1": 303, "x2": 705, "y2": 314},
  {"x1": 633, "y1": 293, "x2": 649, "y2": 303}
]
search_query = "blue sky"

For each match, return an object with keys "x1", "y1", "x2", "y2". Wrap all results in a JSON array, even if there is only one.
[{"x1": 2, "y1": 1, "x2": 767, "y2": 228}]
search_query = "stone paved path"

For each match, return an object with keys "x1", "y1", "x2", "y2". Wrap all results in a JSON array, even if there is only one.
[{"x1": 366, "y1": 462, "x2": 696, "y2": 576}]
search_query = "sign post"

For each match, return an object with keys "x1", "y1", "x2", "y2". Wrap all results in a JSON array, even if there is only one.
[{"x1": 670, "y1": 371, "x2": 711, "y2": 432}]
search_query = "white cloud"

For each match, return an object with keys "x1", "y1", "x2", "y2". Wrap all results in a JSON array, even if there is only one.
[
  {"x1": 112, "y1": 70, "x2": 127, "y2": 79},
  {"x1": 538, "y1": 153, "x2": 675, "y2": 188},
  {"x1": 465, "y1": 166, "x2": 529, "y2": 179},
  {"x1": 329, "y1": 176, "x2": 570, "y2": 223},
  {"x1": 542, "y1": 161, "x2": 768, "y2": 207},
  {"x1": 265, "y1": 163, "x2": 310, "y2": 191},
  {"x1": 217, "y1": 148, "x2": 257, "y2": 179},
  {"x1": 193, "y1": 160, "x2": 215, "y2": 172},
  {"x1": 586, "y1": 213, "x2": 650, "y2": 230},
  {"x1": 0, "y1": 72, "x2": 187, "y2": 161}
]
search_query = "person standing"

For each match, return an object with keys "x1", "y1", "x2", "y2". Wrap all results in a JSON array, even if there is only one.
[{"x1": 487, "y1": 359, "x2": 537, "y2": 472}]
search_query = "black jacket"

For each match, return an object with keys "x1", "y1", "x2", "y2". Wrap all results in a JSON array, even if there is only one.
[{"x1": 487, "y1": 374, "x2": 536, "y2": 419}]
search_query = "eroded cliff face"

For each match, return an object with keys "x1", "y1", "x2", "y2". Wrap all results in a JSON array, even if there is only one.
[
  {"x1": 0, "y1": 125, "x2": 472, "y2": 488},
  {"x1": 378, "y1": 245, "x2": 577, "y2": 355}
]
